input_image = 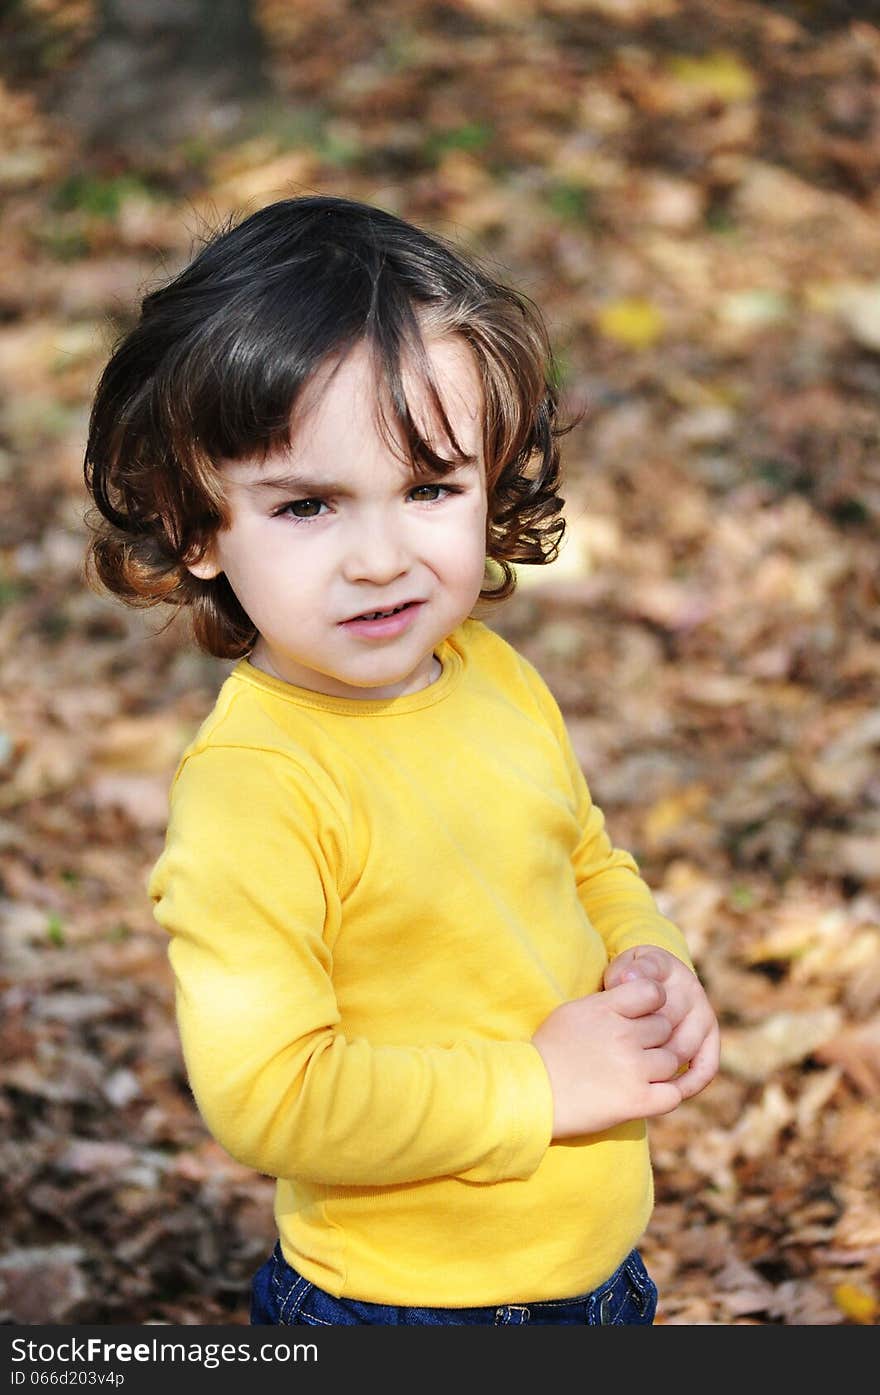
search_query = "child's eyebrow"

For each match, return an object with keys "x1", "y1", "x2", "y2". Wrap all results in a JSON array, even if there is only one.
[
  {"x1": 245, "y1": 471, "x2": 352, "y2": 497},
  {"x1": 244, "y1": 461, "x2": 477, "y2": 497}
]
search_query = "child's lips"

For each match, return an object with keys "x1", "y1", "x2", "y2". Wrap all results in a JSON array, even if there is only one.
[
  {"x1": 341, "y1": 599, "x2": 420, "y2": 622},
  {"x1": 340, "y1": 600, "x2": 424, "y2": 636}
]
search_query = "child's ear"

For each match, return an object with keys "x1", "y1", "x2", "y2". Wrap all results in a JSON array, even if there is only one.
[{"x1": 185, "y1": 545, "x2": 222, "y2": 581}]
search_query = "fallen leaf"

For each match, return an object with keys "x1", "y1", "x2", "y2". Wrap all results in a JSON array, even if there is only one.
[
  {"x1": 835, "y1": 282, "x2": 880, "y2": 352},
  {"x1": 643, "y1": 785, "x2": 711, "y2": 846},
  {"x1": 729, "y1": 1080, "x2": 794, "y2": 1158},
  {"x1": 667, "y1": 51, "x2": 757, "y2": 105},
  {"x1": 814, "y1": 1015, "x2": 880, "y2": 1095},
  {"x1": 596, "y1": 297, "x2": 665, "y2": 348},
  {"x1": 91, "y1": 715, "x2": 191, "y2": 774},
  {"x1": 721, "y1": 1008, "x2": 844, "y2": 1082},
  {"x1": 0, "y1": 1246, "x2": 88, "y2": 1324},
  {"x1": 834, "y1": 1283, "x2": 879, "y2": 1324}
]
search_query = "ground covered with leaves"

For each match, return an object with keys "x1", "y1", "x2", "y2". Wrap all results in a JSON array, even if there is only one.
[{"x1": 1, "y1": 0, "x2": 878, "y2": 1326}]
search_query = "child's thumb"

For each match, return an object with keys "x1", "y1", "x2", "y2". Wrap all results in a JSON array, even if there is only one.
[{"x1": 604, "y1": 948, "x2": 664, "y2": 989}]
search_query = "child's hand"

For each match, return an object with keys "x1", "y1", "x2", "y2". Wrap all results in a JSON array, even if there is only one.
[
  {"x1": 532, "y1": 977, "x2": 687, "y2": 1139},
  {"x1": 603, "y1": 946, "x2": 719, "y2": 1103}
]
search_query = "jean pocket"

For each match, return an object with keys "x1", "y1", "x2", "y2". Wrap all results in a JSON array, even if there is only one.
[
  {"x1": 266, "y1": 1249, "x2": 394, "y2": 1326},
  {"x1": 596, "y1": 1250, "x2": 658, "y2": 1326},
  {"x1": 265, "y1": 1249, "x2": 315, "y2": 1325}
]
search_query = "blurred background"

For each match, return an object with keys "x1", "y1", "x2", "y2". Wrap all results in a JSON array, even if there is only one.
[{"x1": 1, "y1": 0, "x2": 878, "y2": 1326}]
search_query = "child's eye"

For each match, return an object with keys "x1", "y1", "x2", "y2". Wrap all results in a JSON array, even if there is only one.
[
  {"x1": 408, "y1": 483, "x2": 456, "y2": 503},
  {"x1": 278, "y1": 498, "x2": 328, "y2": 520}
]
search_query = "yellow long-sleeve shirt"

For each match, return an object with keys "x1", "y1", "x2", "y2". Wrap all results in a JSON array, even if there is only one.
[{"x1": 149, "y1": 618, "x2": 693, "y2": 1306}]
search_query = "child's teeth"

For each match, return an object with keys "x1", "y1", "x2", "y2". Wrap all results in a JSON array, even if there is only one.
[{"x1": 362, "y1": 605, "x2": 403, "y2": 619}]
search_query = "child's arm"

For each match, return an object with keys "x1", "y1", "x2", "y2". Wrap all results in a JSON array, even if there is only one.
[
  {"x1": 525, "y1": 666, "x2": 696, "y2": 967},
  {"x1": 568, "y1": 791, "x2": 695, "y2": 967},
  {"x1": 567, "y1": 791, "x2": 719, "y2": 1097},
  {"x1": 515, "y1": 654, "x2": 694, "y2": 967},
  {"x1": 517, "y1": 661, "x2": 719, "y2": 1125},
  {"x1": 529, "y1": 797, "x2": 720, "y2": 1138},
  {"x1": 151, "y1": 746, "x2": 553, "y2": 1190}
]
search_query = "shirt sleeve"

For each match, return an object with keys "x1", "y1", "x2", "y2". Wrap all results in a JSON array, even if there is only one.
[
  {"x1": 523, "y1": 663, "x2": 695, "y2": 972},
  {"x1": 568, "y1": 770, "x2": 695, "y2": 970},
  {"x1": 149, "y1": 744, "x2": 553, "y2": 1189}
]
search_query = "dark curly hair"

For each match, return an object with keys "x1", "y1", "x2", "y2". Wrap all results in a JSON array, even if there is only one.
[{"x1": 84, "y1": 194, "x2": 571, "y2": 658}]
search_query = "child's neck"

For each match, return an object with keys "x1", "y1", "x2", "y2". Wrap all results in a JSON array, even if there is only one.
[{"x1": 248, "y1": 646, "x2": 443, "y2": 700}]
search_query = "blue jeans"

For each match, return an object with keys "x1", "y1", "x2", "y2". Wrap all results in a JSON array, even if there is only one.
[{"x1": 250, "y1": 1241, "x2": 658, "y2": 1325}]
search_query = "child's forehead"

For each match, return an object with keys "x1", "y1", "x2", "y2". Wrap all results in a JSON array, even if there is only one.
[
  {"x1": 220, "y1": 335, "x2": 484, "y2": 486},
  {"x1": 290, "y1": 334, "x2": 484, "y2": 441},
  {"x1": 304, "y1": 333, "x2": 480, "y2": 408}
]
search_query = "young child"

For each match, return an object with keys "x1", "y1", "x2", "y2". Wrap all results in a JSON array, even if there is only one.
[{"x1": 83, "y1": 194, "x2": 719, "y2": 1327}]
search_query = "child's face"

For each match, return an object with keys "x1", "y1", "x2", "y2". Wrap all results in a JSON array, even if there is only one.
[{"x1": 188, "y1": 335, "x2": 489, "y2": 699}]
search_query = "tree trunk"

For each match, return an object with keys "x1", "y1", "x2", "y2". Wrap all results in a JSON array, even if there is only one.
[{"x1": 55, "y1": 0, "x2": 270, "y2": 163}]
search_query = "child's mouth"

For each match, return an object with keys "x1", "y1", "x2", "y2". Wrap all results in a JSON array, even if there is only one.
[
  {"x1": 341, "y1": 601, "x2": 421, "y2": 636},
  {"x1": 355, "y1": 603, "x2": 409, "y2": 621}
]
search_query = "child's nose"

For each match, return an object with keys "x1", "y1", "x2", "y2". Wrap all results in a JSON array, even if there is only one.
[{"x1": 342, "y1": 515, "x2": 409, "y2": 584}]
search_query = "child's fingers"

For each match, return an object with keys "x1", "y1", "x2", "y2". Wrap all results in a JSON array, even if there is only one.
[
  {"x1": 671, "y1": 1024, "x2": 721, "y2": 1100},
  {"x1": 641, "y1": 1080, "x2": 686, "y2": 1117},
  {"x1": 630, "y1": 1012, "x2": 674, "y2": 1049},
  {"x1": 604, "y1": 977, "x2": 666, "y2": 1017},
  {"x1": 642, "y1": 1045, "x2": 681, "y2": 1082},
  {"x1": 666, "y1": 1012, "x2": 713, "y2": 1065},
  {"x1": 604, "y1": 948, "x2": 665, "y2": 989},
  {"x1": 627, "y1": 949, "x2": 665, "y2": 978}
]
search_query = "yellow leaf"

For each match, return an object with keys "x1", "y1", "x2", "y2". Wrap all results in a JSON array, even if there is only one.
[
  {"x1": 834, "y1": 1283, "x2": 878, "y2": 1324},
  {"x1": 596, "y1": 297, "x2": 664, "y2": 348},
  {"x1": 668, "y1": 52, "x2": 757, "y2": 103},
  {"x1": 643, "y1": 785, "x2": 709, "y2": 844}
]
